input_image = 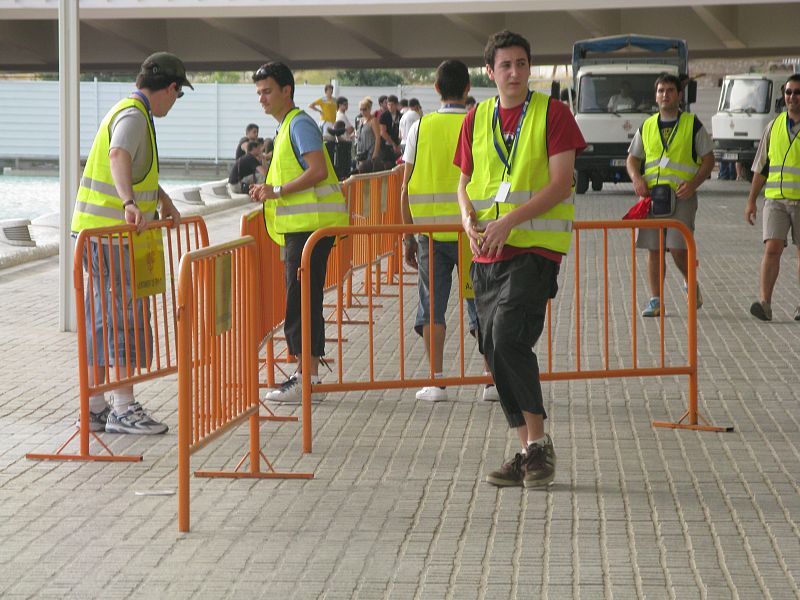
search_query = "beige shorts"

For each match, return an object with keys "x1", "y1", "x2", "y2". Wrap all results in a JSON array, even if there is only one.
[
  {"x1": 763, "y1": 199, "x2": 800, "y2": 246},
  {"x1": 636, "y1": 194, "x2": 698, "y2": 250}
]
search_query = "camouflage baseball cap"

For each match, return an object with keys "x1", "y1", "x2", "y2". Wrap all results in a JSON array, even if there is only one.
[{"x1": 139, "y1": 52, "x2": 194, "y2": 90}]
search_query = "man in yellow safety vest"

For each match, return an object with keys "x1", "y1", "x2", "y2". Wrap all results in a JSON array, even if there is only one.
[
  {"x1": 745, "y1": 73, "x2": 800, "y2": 322},
  {"x1": 71, "y1": 52, "x2": 190, "y2": 434},
  {"x1": 249, "y1": 62, "x2": 348, "y2": 403},
  {"x1": 626, "y1": 73, "x2": 715, "y2": 318},
  {"x1": 400, "y1": 59, "x2": 499, "y2": 404},
  {"x1": 456, "y1": 31, "x2": 586, "y2": 488}
]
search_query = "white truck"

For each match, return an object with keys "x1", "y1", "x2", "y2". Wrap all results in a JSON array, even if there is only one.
[
  {"x1": 711, "y1": 73, "x2": 787, "y2": 181},
  {"x1": 571, "y1": 35, "x2": 695, "y2": 194}
]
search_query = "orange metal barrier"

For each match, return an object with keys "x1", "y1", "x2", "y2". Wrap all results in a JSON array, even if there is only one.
[
  {"x1": 27, "y1": 216, "x2": 209, "y2": 463},
  {"x1": 296, "y1": 220, "x2": 731, "y2": 454},
  {"x1": 176, "y1": 236, "x2": 311, "y2": 533}
]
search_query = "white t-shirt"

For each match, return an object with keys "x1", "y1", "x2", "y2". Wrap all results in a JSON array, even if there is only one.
[
  {"x1": 402, "y1": 105, "x2": 466, "y2": 164},
  {"x1": 399, "y1": 110, "x2": 421, "y2": 143},
  {"x1": 336, "y1": 109, "x2": 354, "y2": 141}
]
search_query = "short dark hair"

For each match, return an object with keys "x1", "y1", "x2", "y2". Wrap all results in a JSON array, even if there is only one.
[
  {"x1": 255, "y1": 137, "x2": 264, "y2": 144},
  {"x1": 378, "y1": 95, "x2": 388, "y2": 105},
  {"x1": 785, "y1": 74, "x2": 800, "y2": 87},
  {"x1": 436, "y1": 59, "x2": 470, "y2": 101},
  {"x1": 387, "y1": 94, "x2": 399, "y2": 104},
  {"x1": 324, "y1": 83, "x2": 334, "y2": 93},
  {"x1": 465, "y1": 95, "x2": 477, "y2": 107},
  {"x1": 246, "y1": 141, "x2": 261, "y2": 153},
  {"x1": 399, "y1": 98, "x2": 409, "y2": 108},
  {"x1": 484, "y1": 30, "x2": 531, "y2": 69},
  {"x1": 135, "y1": 71, "x2": 180, "y2": 92},
  {"x1": 263, "y1": 138, "x2": 274, "y2": 153},
  {"x1": 252, "y1": 62, "x2": 295, "y2": 99},
  {"x1": 409, "y1": 98, "x2": 421, "y2": 109},
  {"x1": 336, "y1": 96, "x2": 348, "y2": 108},
  {"x1": 246, "y1": 123, "x2": 259, "y2": 133},
  {"x1": 654, "y1": 73, "x2": 682, "y2": 92}
]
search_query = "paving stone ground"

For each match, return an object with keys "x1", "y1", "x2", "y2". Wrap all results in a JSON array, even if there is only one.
[{"x1": 1, "y1": 180, "x2": 799, "y2": 599}]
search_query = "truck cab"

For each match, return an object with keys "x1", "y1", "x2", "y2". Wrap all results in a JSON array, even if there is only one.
[
  {"x1": 571, "y1": 35, "x2": 691, "y2": 194},
  {"x1": 711, "y1": 74, "x2": 787, "y2": 180}
]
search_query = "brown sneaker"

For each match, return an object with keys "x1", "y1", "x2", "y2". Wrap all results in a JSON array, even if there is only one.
[
  {"x1": 486, "y1": 452, "x2": 525, "y2": 487},
  {"x1": 523, "y1": 438, "x2": 556, "y2": 488}
]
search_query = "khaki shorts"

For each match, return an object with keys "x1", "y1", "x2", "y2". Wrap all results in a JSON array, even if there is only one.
[
  {"x1": 763, "y1": 198, "x2": 800, "y2": 246},
  {"x1": 636, "y1": 194, "x2": 698, "y2": 250}
]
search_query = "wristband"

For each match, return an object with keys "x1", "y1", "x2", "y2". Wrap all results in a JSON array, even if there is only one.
[{"x1": 123, "y1": 200, "x2": 137, "y2": 208}]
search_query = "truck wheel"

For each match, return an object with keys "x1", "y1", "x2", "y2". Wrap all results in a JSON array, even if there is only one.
[
  {"x1": 591, "y1": 175, "x2": 603, "y2": 191},
  {"x1": 575, "y1": 170, "x2": 589, "y2": 194}
]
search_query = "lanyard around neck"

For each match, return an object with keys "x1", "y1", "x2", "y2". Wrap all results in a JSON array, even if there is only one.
[
  {"x1": 659, "y1": 113, "x2": 681, "y2": 151},
  {"x1": 491, "y1": 90, "x2": 531, "y2": 177}
]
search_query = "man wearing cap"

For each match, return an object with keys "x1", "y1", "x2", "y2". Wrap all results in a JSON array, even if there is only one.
[{"x1": 71, "y1": 52, "x2": 192, "y2": 434}]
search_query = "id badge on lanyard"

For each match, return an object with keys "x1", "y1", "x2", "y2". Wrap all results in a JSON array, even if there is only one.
[{"x1": 492, "y1": 91, "x2": 531, "y2": 203}]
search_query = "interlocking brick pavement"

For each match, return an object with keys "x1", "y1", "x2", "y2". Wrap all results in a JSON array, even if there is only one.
[{"x1": 1, "y1": 180, "x2": 799, "y2": 599}]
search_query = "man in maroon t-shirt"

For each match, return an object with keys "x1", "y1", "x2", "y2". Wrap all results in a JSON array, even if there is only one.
[{"x1": 455, "y1": 30, "x2": 586, "y2": 489}]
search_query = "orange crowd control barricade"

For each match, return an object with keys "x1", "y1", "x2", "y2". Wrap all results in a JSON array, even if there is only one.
[
  {"x1": 296, "y1": 220, "x2": 731, "y2": 454},
  {"x1": 176, "y1": 236, "x2": 311, "y2": 533},
  {"x1": 27, "y1": 216, "x2": 209, "y2": 463}
]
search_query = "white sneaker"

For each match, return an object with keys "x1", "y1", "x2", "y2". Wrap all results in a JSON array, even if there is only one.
[
  {"x1": 105, "y1": 402, "x2": 168, "y2": 435},
  {"x1": 265, "y1": 375, "x2": 322, "y2": 404},
  {"x1": 482, "y1": 384, "x2": 500, "y2": 402},
  {"x1": 415, "y1": 386, "x2": 447, "y2": 402}
]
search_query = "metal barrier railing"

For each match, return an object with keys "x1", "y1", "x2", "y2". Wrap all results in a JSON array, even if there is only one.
[
  {"x1": 295, "y1": 220, "x2": 731, "y2": 454},
  {"x1": 27, "y1": 216, "x2": 209, "y2": 463},
  {"x1": 176, "y1": 236, "x2": 311, "y2": 533}
]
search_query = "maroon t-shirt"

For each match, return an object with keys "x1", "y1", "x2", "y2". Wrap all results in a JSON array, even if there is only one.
[{"x1": 454, "y1": 96, "x2": 586, "y2": 264}]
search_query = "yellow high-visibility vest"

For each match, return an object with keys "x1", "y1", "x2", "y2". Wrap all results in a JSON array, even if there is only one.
[
  {"x1": 264, "y1": 107, "x2": 348, "y2": 246},
  {"x1": 71, "y1": 97, "x2": 159, "y2": 233},
  {"x1": 765, "y1": 112, "x2": 800, "y2": 200},
  {"x1": 467, "y1": 92, "x2": 573, "y2": 253},
  {"x1": 641, "y1": 112, "x2": 700, "y2": 192},
  {"x1": 407, "y1": 111, "x2": 466, "y2": 242}
]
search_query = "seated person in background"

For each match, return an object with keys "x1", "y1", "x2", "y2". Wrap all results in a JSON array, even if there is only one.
[
  {"x1": 607, "y1": 82, "x2": 636, "y2": 112},
  {"x1": 236, "y1": 122, "x2": 259, "y2": 159},
  {"x1": 260, "y1": 137, "x2": 274, "y2": 171},
  {"x1": 228, "y1": 140, "x2": 266, "y2": 194}
]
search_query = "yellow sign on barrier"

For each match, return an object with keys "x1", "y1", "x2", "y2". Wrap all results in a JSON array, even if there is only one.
[
  {"x1": 133, "y1": 229, "x2": 166, "y2": 298},
  {"x1": 215, "y1": 253, "x2": 232, "y2": 336},
  {"x1": 460, "y1": 239, "x2": 474, "y2": 299}
]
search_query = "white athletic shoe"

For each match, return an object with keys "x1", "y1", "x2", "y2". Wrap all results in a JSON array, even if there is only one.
[
  {"x1": 265, "y1": 375, "x2": 322, "y2": 404},
  {"x1": 482, "y1": 384, "x2": 500, "y2": 402},
  {"x1": 105, "y1": 402, "x2": 168, "y2": 435},
  {"x1": 415, "y1": 386, "x2": 447, "y2": 402}
]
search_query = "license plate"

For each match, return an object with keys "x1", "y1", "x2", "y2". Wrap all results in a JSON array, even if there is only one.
[
  {"x1": 610, "y1": 159, "x2": 626, "y2": 167},
  {"x1": 722, "y1": 152, "x2": 738, "y2": 160}
]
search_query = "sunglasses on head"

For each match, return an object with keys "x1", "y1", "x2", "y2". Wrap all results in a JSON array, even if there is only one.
[{"x1": 785, "y1": 88, "x2": 800, "y2": 96}]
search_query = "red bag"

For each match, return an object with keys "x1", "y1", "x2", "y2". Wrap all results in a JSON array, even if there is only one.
[{"x1": 622, "y1": 196, "x2": 651, "y2": 220}]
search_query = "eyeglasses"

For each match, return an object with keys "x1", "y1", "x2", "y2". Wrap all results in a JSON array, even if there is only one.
[
  {"x1": 784, "y1": 89, "x2": 800, "y2": 96},
  {"x1": 175, "y1": 84, "x2": 184, "y2": 99}
]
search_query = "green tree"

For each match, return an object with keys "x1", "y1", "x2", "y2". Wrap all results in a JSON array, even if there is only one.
[{"x1": 336, "y1": 69, "x2": 404, "y2": 87}]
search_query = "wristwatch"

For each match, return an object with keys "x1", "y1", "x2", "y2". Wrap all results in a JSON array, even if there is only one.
[
  {"x1": 123, "y1": 199, "x2": 137, "y2": 209},
  {"x1": 273, "y1": 185, "x2": 282, "y2": 197}
]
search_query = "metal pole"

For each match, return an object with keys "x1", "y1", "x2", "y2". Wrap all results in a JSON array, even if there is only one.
[{"x1": 59, "y1": 0, "x2": 80, "y2": 332}]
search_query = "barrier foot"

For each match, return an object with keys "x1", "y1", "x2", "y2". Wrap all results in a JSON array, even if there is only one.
[
  {"x1": 652, "y1": 409, "x2": 733, "y2": 432},
  {"x1": 26, "y1": 428, "x2": 143, "y2": 462},
  {"x1": 196, "y1": 450, "x2": 312, "y2": 479},
  {"x1": 258, "y1": 399, "x2": 299, "y2": 423}
]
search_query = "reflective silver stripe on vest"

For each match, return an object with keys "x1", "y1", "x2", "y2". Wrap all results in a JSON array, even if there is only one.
[
  {"x1": 314, "y1": 183, "x2": 342, "y2": 195},
  {"x1": 644, "y1": 173, "x2": 685, "y2": 185},
  {"x1": 477, "y1": 217, "x2": 571, "y2": 233},
  {"x1": 275, "y1": 202, "x2": 348, "y2": 216},
  {"x1": 408, "y1": 192, "x2": 460, "y2": 204},
  {"x1": 74, "y1": 200, "x2": 125, "y2": 220},
  {"x1": 768, "y1": 165, "x2": 800, "y2": 176},
  {"x1": 411, "y1": 214, "x2": 462, "y2": 225},
  {"x1": 80, "y1": 176, "x2": 159, "y2": 202},
  {"x1": 644, "y1": 159, "x2": 698, "y2": 174},
  {"x1": 472, "y1": 191, "x2": 574, "y2": 207},
  {"x1": 765, "y1": 180, "x2": 800, "y2": 190},
  {"x1": 471, "y1": 199, "x2": 496, "y2": 211}
]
